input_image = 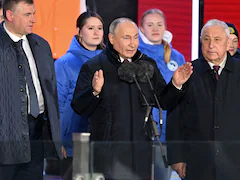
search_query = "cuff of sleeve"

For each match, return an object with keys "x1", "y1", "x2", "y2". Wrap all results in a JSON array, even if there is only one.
[
  {"x1": 92, "y1": 91, "x2": 100, "y2": 98},
  {"x1": 172, "y1": 80, "x2": 182, "y2": 90}
]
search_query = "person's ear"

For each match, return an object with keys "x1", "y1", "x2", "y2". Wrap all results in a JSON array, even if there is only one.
[
  {"x1": 76, "y1": 27, "x2": 80, "y2": 35},
  {"x1": 140, "y1": 26, "x2": 144, "y2": 34},
  {"x1": 6, "y1": 10, "x2": 14, "y2": 22},
  {"x1": 108, "y1": 33, "x2": 114, "y2": 45}
]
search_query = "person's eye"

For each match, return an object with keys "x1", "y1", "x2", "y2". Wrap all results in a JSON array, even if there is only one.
[
  {"x1": 203, "y1": 37, "x2": 209, "y2": 41},
  {"x1": 98, "y1": 27, "x2": 103, "y2": 30},
  {"x1": 88, "y1": 27, "x2": 93, "y2": 30}
]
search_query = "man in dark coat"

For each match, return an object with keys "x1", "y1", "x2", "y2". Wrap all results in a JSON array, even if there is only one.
[
  {"x1": 71, "y1": 17, "x2": 192, "y2": 179},
  {"x1": 167, "y1": 19, "x2": 240, "y2": 180},
  {"x1": 0, "y1": 0, "x2": 62, "y2": 179}
]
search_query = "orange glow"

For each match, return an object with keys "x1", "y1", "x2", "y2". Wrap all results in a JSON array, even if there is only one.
[{"x1": 33, "y1": 0, "x2": 81, "y2": 59}]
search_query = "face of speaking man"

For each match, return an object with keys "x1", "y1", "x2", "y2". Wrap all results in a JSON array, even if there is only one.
[{"x1": 108, "y1": 21, "x2": 139, "y2": 59}]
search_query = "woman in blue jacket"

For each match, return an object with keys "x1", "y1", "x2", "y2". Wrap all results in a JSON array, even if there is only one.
[
  {"x1": 55, "y1": 11, "x2": 104, "y2": 180},
  {"x1": 139, "y1": 9, "x2": 186, "y2": 180}
]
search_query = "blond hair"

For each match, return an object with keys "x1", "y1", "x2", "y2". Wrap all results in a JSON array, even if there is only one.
[{"x1": 140, "y1": 9, "x2": 172, "y2": 64}]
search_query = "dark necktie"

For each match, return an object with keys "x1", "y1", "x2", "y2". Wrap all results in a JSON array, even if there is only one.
[
  {"x1": 123, "y1": 59, "x2": 129, "y2": 63},
  {"x1": 213, "y1": 65, "x2": 220, "y2": 81},
  {"x1": 16, "y1": 40, "x2": 40, "y2": 118}
]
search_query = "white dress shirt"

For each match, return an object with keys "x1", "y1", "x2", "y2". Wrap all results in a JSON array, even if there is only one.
[
  {"x1": 208, "y1": 55, "x2": 227, "y2": 75},
  {"x1": 120, "y1": 56, "x2": 132, "y2": 62}
]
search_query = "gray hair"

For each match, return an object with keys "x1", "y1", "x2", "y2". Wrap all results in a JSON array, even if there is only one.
[
  {"x1": 109, "y1": 17, "x2": 137, "y2": 34},
  {"x1": 200, "y1": 19, "x2": 230, "y2": 38}
]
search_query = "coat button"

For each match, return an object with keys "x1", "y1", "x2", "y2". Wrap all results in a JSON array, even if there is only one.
[
  {"x1": 20, "y1": 88, "x2": 24, "y2": 92},
  {"x1": 22, "y1": 135, "x2": 26, "y2": 140},
  {"x1": 18, "y1": 65, "x2": 22, "y2": 69},
  {"x1": 214, "y1": 126, "x2": 219, "y2": 129}
]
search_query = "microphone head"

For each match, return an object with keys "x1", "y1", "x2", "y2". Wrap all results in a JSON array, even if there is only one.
[
  {"x1": 136, "y1": 60, "x2": 154, "y2": 83},
  {"x1": 118, "y1": 62, "x2": 137, "y2": 83}
]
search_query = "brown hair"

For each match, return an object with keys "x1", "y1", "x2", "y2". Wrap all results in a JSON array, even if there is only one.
[
  {"x1": 140, "y1": 8, "x2": 171, "y2": 64},
  {"x1": 76, "y1": 11, "x2": 105, "y2": 50},
  {"x1": 3, "y1": 0, "x2": 34, "y2": 19}
]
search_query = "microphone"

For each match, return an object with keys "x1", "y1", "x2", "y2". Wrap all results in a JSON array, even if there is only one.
[
  {"x1": 144, "y1": 106, "x2": 152, "y2": 123},
  {"x1": 117, "y1": 62, "x2": 138, "y2": 83},
  {"x1": 136, "y1": 60, "x2": 163, "y2": 127},
  {"x1": 118, "y1": 62, "x2": 152, "y2": 123},
  {"x1": 136, "y1": 60, "x2": 154, "y2": 83}
]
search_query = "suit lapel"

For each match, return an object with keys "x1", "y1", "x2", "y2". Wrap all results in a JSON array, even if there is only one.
[
  {"x1": 26, "y1": 35, "x2": 47, "y2": 99},
  {"x1": 27, "y1": 34, "x2": 41, "y2": 71}
]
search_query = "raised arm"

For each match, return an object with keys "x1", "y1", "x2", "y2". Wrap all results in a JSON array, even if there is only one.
[{"x1": 71, "y1": 62, "x2": 104, "y2": 116}]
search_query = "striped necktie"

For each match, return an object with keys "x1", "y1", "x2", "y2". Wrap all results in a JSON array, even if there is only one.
[{"x1": 213, "y1": 65, "x2": 220, "y2": 81}]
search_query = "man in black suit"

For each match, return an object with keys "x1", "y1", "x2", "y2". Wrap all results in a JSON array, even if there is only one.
[
  {"x1": 0, "y1": 0, "x2": 61, "y2": 179},
  {"x1": 167, "y1": 19, "x2": 240, "y2": 180}
]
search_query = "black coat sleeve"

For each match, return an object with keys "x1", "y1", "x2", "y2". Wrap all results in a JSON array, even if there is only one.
[
  {"x1": 150, "y1": 59, "x2": 186, "y2": 110},
  {"x1": 165, "y1": 80, "x2": 192, "y2": 165},
  {"x1": 71, "y1": 62, "x2": 102, "y2": 116},
  {"x1": 166, "y1": 101, "x2": 188, "y2": 165}
]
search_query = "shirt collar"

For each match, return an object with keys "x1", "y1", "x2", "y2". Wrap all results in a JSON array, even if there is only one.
[
  {"x1": 119, "y1": 56, "x2": 132, "y2": 63},
  {"x1": 3, "y1": 22, "x2": 27, "y2": 42},
  {"x1": 208, "y1": 54, "x2": 227, "y2": 70}
]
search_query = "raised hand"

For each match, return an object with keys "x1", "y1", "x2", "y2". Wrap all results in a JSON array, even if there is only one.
[
  {"x1": 172, "y1": 62, "x2": 193, "y2": 87},
  {"x1": 92, "y1": 69, "x2": 104, "y2": 94},
  {"x1": 171, "y1": 162, "x2": 187, "y2": 179},
  {"x1": 62, "y1": 146, "x2": 67, "y2": 159}
]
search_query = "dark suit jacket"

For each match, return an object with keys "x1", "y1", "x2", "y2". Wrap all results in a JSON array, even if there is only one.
[
  {"x1": 0, "y1": 23, "x2": 61, "y2": 164},
  {"x1": 167, "y1": 54, "x2": 240, "y2": 180}
]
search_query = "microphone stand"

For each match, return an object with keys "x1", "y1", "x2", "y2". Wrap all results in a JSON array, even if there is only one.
[
  {"x1": 133, "y1": 75, "x2": 152, "y2": 129},
  {"x1": 145, "y1": 73, "x2": 168, "y2": 169},
  {"x1": 133, "y1": 75, "x2": 156, "y2": 180}
]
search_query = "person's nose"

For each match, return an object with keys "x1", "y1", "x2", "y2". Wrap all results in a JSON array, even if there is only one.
[
  {"x1": 129, "y1": 38, "x2": 135, "y2": 47},
  {"x1": 129, "y1": 38, "x2": 138, "y2": 48},
  {"x1": 153, "y1": 25, "x2": 158, "y2": 31},
  {"x1": 209, "y1": 39, "x2": 214, "y2": 48},
  {"x1": 94, "y1": 28, "x2": 99, "y2": 35},
  {"x1": 31, "y1": 14, "x2": 36, "y2": 23},
  {"x1": 229, "y1": 41, "x2": 234, "y2": 48}
]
